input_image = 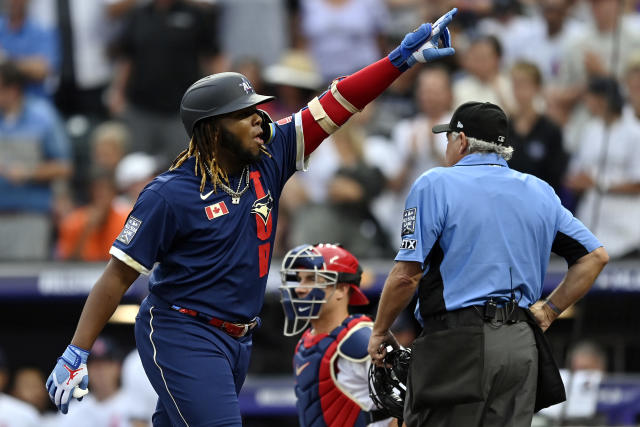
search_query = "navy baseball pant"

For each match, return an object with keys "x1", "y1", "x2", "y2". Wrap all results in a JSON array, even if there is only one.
[{"x1": 135, "y1": 295, "x2": 252, "y2": 426}]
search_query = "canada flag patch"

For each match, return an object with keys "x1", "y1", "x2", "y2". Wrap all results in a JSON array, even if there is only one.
[{"x1": 205, "y1": 201, "x2": 229, "y2": 220}]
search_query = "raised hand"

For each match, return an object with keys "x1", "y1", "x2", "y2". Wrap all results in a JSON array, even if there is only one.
[{"x1": 388, "y1": 8, "x2": 457, "y2": 71}]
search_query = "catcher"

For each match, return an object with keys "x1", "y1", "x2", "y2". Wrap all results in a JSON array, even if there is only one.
[{"x1": 280, "y1": 243, "x2": 396, "y2": 427}]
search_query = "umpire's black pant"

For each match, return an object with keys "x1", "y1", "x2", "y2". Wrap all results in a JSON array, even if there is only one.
[{"x1": 405, "y1": 315, "x2": 538, "y2": 427}]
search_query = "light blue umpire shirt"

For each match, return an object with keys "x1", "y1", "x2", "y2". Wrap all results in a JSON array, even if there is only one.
[{"x1": 395, "y1": 152, "x2": 602, "y2": 326}]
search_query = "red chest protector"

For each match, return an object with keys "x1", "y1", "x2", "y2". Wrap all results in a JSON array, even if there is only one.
[{"x1": 293, "y1": 315, "x2": 376, "y2": 427}]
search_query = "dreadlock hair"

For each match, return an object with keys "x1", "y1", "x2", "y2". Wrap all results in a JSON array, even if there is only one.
[
  {"x1": 169, "y1": 115, "x2": 272, "y2": 193},
  {"x1": 170, "y1": 118, "x2": 226, "y2": 193}
]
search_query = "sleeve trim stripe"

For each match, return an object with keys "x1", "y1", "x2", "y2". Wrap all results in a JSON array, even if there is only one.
[
  {"x1": 266, "y1": 122, "x2": 275, "y2": 144},
  {"x1": 109, "y1": 246, "x2": 151, "y2": 275},
  {"x1": 331, "y1": 81, "x2": 361, "y2": 114},
  {"x1": 293, "y1": 112, "x2": 308, "y2": 171},
  {"x1": 307, "y1": 97, "x2": 340, "y2": 135}
]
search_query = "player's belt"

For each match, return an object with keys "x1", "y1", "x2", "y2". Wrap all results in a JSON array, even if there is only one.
[
  {"x1": 146, "y1": 293, "x2": 259, "y2": 338},
  {"x1": 170, "y1": 304, "x2": 260, "y2": 338}
]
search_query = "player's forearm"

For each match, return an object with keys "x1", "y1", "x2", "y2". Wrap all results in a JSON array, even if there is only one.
[
  {"x1": 30, "y1": 161, "x2": 72, "y2": 182},
  {"x1": 301, "y1": 58, "x2": 402, "y2": 155},
  {"x1": 71, "y1": 257, "x2": 140, "y2": 350},
  {"x1": 545, "y1": 247, "x2": 609, "y2": 315},
  {"x1": 373, "y1": 261, "x2": 422, "y2": 335}
]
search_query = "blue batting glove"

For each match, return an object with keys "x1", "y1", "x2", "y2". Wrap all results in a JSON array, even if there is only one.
[
  {"x1": 388, "y1": 8, "x2": 457, "y2": 71},
  {"x1": 46, "y1": 344, "x2": 90, "y2": 414}
]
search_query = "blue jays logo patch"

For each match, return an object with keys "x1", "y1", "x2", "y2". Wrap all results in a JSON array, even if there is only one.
[
  {"x1": 117, "y1": 216, "x2": 142, "y2": 245},
  {"x1": 401, "y1": 208, "x2": 416, "y2": 236},
  {"x1": 251, "y1": 191, "x2": 273, "y2": 226}
]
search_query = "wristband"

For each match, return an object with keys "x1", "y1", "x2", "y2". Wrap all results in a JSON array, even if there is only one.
[{"x1": 544, "y1": 299, "x2": 562, "y2": 315}]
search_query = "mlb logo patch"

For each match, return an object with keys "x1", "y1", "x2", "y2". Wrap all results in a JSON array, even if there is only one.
[
  {"x1": 277, "y1": 116, "x2": 292, "y2": 125},
  {"x1": 401, "y1": 208, "x2": 416, "y2": 236},
  {"x1": 117, "y1": 216, "x2": 142, "y2": 245},
  {"x1": 401, "y1": 239, "x2": 417, "y2": 250},
  {"x1": 205, "y1": 201, "x2": 229, "y2": 220}
]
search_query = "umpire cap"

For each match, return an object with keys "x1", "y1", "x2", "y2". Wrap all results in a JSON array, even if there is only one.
[
  {"x1": 432, "y1": 101, "x2": 508, "y2": 145},
  {"x1": 180, "y1": 72, "x2": 275, "y2": 138}
]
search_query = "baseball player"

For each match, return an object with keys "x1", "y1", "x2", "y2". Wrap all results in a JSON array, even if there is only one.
[
  {"x1": 45, "y1": 9, "x2": 458, "y2": 425},
  {"x1": 280, "y1": 243, "x2": 394, "y2": 427}
]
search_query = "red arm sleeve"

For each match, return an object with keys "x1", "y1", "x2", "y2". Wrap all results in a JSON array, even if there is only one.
[{"x1": 302, "y1": 57, "x2": 402, "y2": 155}]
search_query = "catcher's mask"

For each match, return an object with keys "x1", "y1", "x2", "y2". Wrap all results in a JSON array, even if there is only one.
[
  {"x1": 368, "y1": 346, "x2": 412, "y2": 420},
  {"x1": 279, "y1": 243, "x2": 368, "y2": 336}
]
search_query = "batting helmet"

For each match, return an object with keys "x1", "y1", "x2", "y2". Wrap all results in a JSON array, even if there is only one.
[
  {"x1": 368, "y1": 346, "x2": 411, "y2": 420},
  {"x1": 180, "y1": 72, "x2": 275, "y2": 137},
  {"x1": 279, "y1": 243, "x2": 369, "y2": 336}
]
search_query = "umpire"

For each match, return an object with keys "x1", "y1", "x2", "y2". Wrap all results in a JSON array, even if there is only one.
[{"x1": 368, "y1": 101, "x2": 609, "y2": 427}]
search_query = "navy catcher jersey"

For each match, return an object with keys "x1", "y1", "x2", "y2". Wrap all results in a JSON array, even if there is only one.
[{"x1": 111, "y1": 116, "x2": 306, "y2": 321}]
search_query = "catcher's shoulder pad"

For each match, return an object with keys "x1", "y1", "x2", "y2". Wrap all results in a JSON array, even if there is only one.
[{"x1": 337, "y1": 320, "x2": 373, "y2": 362}]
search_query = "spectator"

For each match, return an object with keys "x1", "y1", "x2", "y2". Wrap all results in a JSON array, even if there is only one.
[
  {"x1": 363, "y1": 64, "x2": 420, "y2": 139},
  {"x1": 476, "y1": 0, "x2": 533, "y2": 68},
  {"x1": 496, "y1": 0, "x2": 585, "y2": 83},
  {"x1": 218, "y1": 0, "x2": 286, "y2": 69},
  {"x1": 90, "y1": 121, "x2": 130, "y2": 176},
  {"x1": 56, "y1": 170, "x2": 129, "y2": 262},
  {"x1": 65, "y1": 120, "x2": 132, "y2": 205},
  {"x1": 453, "y1": 34, "x2": 516, "y2": 112},
  {"x1": 558, "y1": 0, "x2": 640, "y2": 89},
  {"x1": 567, "y1": 340, "x2": 607, "y2": 373},
  {"x1": 54, "y1": 336, "x2": 141, "y2": 427},
  {"x1": 553, "y1": 0, "x2": 640, "y2": 151},
  {"x1": 565, "y1": 77, "x2": 640, "y2": 259},
  {"x1": 288, "y1": 121, "x2": 391, "y2": 258},
  {"x1": 0, "y1": 61, "x2": 71, "y2": 260},
  {"x1": 0, "y1": 0, "x2": 59, "y2": 98},
  {"x1": 299, "y1": 0, "x2": 390, "y2": 85},
  {"x1": 27, "y1": 0, "x2": 137, "y2": 118},
  {"x1": 0, "y1": 347, "x2": 40, "y2": 427},
  {"x1": 114, "y1": 152, "x2": 158, "y2": 208},
  {"x1": 508, "y1": 60, "x2": 568, "y2": 195},
  {"x1": 374, "y1": 65, "x2": 452, "y2": 248},
  {"x1": 262, "y1": 49, "x2": 323, "y2": 119},
  {"x1": 108, "y1": 0, "x2": 222, "y2": 166},
  {"x1": 10, "y1": 367, "x2": 49, "y2": 413}
]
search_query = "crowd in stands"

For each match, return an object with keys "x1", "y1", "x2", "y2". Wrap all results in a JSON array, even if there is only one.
[
  {"x1": 1, "y1": 0, "x2": 639, "y2": 423},
  {"x1": 1, "y1": 0, "x2": 638, "y2": 264}
]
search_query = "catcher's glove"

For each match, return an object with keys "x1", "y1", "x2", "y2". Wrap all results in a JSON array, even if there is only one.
[{"x1": 368, "y1": 346, "x2": 412, "y2": 420}]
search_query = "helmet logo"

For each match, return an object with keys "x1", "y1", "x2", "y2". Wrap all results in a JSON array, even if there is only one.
[
  {"x1": 239, "y1": 80, "x2": 254, "y2": 94},
  {"x1": 251, "y1": 191, "x2": 273, "y2": 226}
]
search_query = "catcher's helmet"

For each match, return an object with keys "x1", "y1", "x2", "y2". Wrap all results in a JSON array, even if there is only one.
[
  {"x1": 180, "y1": 72, "x2": 275, "y2": 137},
  {"x1": 368, "y1": 346, "x2": 412, "y2": 420},
  {"x1": 279, "y1": 243, "x2": 369, "y2": 336}
]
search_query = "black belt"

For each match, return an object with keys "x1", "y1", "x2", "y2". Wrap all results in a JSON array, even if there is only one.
[{"x1": 422, "y1": 304, "x2": 529, "y2": 332}]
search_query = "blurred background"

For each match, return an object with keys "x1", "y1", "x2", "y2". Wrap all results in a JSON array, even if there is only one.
[{"x1": 0, "y1": 0, "x2": 639, "y2": 425}]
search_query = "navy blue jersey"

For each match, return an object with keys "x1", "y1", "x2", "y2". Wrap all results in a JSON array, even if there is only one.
[{"x1": 111, "y1": 115, "x2": 306, "y2": 321}]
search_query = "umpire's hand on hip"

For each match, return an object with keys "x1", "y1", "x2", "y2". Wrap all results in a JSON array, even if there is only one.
[
  {"x1": 529, "y1": 301, "x2": 559, "y2": 332},
  {"x1": 388, "y1": 8, "x2": 457, "y2": 71},
  {"x1": 46, "y1": 344, "x2": 90, "y2": 414}
]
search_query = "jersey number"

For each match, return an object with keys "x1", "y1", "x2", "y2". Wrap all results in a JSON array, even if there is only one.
[{"x1": 250, "y1": 171, "x2": 272, "y2": 277}]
